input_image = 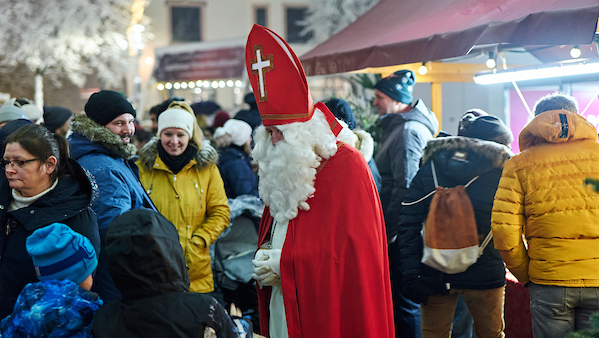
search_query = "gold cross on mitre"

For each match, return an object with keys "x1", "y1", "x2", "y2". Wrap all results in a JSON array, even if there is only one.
[{"x1": 251, "y1": 45, "x2": 274, "y2": 102}]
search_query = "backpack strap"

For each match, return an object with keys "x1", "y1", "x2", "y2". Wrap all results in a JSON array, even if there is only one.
[
  {"x1": 431, "y1": 160, "x2": 439, "y2": 187},
  {"x1": 478, "y1": 231, "x2": 493, "y2": 257},
  {"x1": 401, "y1": 160, "x2": 480, "y2": 206},
  {"x1": 464, "y1": 175, "x2": 479, "y2": 187}
]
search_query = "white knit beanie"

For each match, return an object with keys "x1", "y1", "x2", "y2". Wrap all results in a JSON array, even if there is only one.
[
  {"x1": 157, "y1": 108, "x2": 195, "y2": 138},
  {"x1": 213, "y1": 119, "x2": 252, "y2": 146}
]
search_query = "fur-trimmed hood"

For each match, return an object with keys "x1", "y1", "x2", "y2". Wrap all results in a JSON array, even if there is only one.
[
  {"x1": 354, "y1": 130, "x2": 375, "y2": 163},
  {"x1": 422, "y1": 136, "x2": 513, "y2": 170},
  {"x1": 137, "y1": 137, "x2": 218, "y2": 172},
  {"x1": 69, "y1": 114, "x2": 138, "y2": 160},
  {"x1": 336, "y1": 123, "x2": 375, "y2": 163}
]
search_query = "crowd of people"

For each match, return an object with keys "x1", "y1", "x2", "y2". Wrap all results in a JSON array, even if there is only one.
[{"x1": 0, "y1": 23, "x2": 598, "y2": 338}]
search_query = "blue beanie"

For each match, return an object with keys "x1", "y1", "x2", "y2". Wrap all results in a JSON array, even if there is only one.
[
  {"x1": 26, "y1": 223, "x2": 97, "y2": 285},
  {"x1": 0, "y1": 119, "x2": 33, "y2": 144},
  {"x1": 325, "y1": 98, "x2": 356, "y2": 130},
  {"x1": 374, "y1": 70, "x2": 415, "y2": 104}
]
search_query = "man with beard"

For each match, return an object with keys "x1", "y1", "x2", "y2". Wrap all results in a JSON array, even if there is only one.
[
  {"x1": 68, "y1": 90, "x2": 156, "y2": 302},
  {"x1": 246, "y1": 24, "x2": 394, "y2": 338}
]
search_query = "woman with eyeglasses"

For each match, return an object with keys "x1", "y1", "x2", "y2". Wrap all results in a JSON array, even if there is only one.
[{"x1": 0, "y1": 124, "x2": 100, "y2": 319}]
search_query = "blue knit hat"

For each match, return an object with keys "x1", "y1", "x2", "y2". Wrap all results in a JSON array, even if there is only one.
[
  {"x1": 374, "y1": 70, "x2": 415, "y2": 104},
  {"x1": 325, "y1": 98, "x2": 356, "y2": 130},
  {"x1": 26, "y1": 223, "x2": 97, "y2": 285}
]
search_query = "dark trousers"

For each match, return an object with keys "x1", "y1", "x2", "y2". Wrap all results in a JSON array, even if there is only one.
[{"x1": 389, "y1": 241, "x2": 422, "y2": 338}]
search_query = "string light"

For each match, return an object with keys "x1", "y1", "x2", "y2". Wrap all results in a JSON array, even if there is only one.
[
  {"x1": 486, "y1": 52, "x2": 496, "y2": 69},
  {"x1": 570, "y1": 45, "x2": 581, "y2": 59},
  {"x1": 418, "y1": 62, "x2": 428, "y2": 75}
]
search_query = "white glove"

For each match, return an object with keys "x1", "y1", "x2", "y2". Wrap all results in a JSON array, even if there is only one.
[
  {"x1": 251, "y1": 249, "x2": 282, "y2": 287},
  {"x1": 252, "y1": 249, "x2": 281, "y2": 276}
]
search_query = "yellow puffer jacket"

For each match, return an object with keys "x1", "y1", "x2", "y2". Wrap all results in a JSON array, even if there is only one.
[
  {"x1": 491, "y1": 109, "x2": 599, "y2": 286},
  {"x1": 137, "y1": 138, "x2": 230, "y2": 293}
]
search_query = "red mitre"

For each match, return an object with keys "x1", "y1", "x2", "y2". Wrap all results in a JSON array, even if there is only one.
[{"x1": 245, "y1": 24, "x2": 313, "y2": 126}]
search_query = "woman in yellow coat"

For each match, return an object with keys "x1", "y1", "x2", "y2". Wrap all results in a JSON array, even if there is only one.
[{"x1": 137, "y1": 101, "x2": 229, "y2": 293}]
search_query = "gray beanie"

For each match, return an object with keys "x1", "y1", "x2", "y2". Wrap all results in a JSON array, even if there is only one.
[{"x1": 0, "y1": 105, "x2": 29, "y2": 124}]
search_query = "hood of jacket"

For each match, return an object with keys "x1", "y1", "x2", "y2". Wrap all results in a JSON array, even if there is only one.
[
  {"x1": 137, "y1": 137, "x2": 218, "y2": 172},
  {"x1": 422, "y1": 136, "x2": 513, "y2": 181},
  {"x1": 380, "y1": 99, "x2": 439, "y2": 137},
  {"x1": 9, "y1": 158, "x2": 99, "y2": 230},
  {"x1": 106, "y1": 209, "x2": 190, "y2": 300},
  {"x1": 0, "y1": 279, "x2": 102, "y2": 337},
  {"x1": 519, "y1": 109, "x2": 597, "y2": 151},
  {"x1": 69, "y1": 114, "x2": 138, "y2": 161},
  {"x1": 354, "y1": 130, "x2": 375, "y2": 163}
]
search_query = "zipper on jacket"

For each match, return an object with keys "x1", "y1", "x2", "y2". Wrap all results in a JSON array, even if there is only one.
[{"x1": 5, "y1": 218, "x2": 17, "y2": 236}]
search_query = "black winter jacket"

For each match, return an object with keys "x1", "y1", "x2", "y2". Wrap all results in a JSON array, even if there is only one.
[
  {"x1": 93, "y1": 209, "x2": 248, "y2": 338},
  {"x1": 0, "y1": 159, "x2": 100, "y2": 318},
  {"x1": 396, "y1": 136, "x2": 512, "y2": 291}
]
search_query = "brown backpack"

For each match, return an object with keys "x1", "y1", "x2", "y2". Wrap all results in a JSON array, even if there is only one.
[{"x1": 403, "y1": 160, "x2": 492, "y2": 274}]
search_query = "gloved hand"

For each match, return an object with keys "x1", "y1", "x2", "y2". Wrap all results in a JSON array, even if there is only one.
[
  {"x1": 252, "y1": 249, "x2": 281, "y2": 275},
  {"x1": 401, "y1": 276, "x2": 437, "y2": 305},
  {"x1": 251, "y1": 249, "x2": 282, "y2": 288}
]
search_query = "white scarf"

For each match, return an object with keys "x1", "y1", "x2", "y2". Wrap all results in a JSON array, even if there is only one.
[{"x1": 9, "y1": 178, "x2": 59, "y2": 212}]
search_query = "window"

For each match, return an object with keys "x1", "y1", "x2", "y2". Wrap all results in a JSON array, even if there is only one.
[
  {"x1": 255, "y1": 6, "x2": 268, "y2": 27},
  {"x1": 286, "y1": 7, "x2": 312, "y2": 43},
  {"x1": 170, "y1": 5, "x2": 202, "y2": 42}
]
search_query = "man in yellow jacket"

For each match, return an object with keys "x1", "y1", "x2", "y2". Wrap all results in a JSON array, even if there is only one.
[{"x1": 491, "y1": 92, "x2": 599, "y2": 337}]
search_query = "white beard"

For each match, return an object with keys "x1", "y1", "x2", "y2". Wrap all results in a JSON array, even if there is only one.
[{"x1": 252, "y1": 109, "x2": 338, "y2": 224}]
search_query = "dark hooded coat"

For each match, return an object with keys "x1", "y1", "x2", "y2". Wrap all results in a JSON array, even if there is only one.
[
  {"x1": 0, "y1": 159, "x2": 100, "y2": 318},
  {"x1": 92, "y1": 209, "x2": 246, "y2": 338}
]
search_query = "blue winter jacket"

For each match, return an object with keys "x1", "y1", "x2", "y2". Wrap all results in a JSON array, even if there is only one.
[
  {"x1": 0, "y1": 279, "x2": 102, "y2": 338},
  {"x1": 217, "y1": 145, "x2": 259, "y2": 198},
  {"x1": 68, "y1": 114, "x2": 156, "y2": 303},
  {"x1": 68, "y1": 118, "x2": 155, "y2": 231}
]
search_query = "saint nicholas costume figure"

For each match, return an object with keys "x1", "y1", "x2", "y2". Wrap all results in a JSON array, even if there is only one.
[{"x1": 246, "y1": 24, "x2": 395, "y2": 338}]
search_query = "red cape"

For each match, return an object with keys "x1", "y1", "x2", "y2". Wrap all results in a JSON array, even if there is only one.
[{"x1": 257, "y1": 143, "x2": 395, "y2": 338}]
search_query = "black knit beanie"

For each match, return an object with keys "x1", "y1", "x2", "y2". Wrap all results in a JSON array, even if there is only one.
[
  {"x1": 458, "y1": 113, "x2": 513, "y2": 146},
  {"x1": 84, "y1": 90, "x2": 136, "y2": 126},
  {"x1": 43, "y1": 106, "x2": 73, "y2": 133},
  {"x1": 374, "y1": 70, "x2": 415, "y2": 104}
]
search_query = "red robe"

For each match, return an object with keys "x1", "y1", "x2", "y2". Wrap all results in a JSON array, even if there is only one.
[{"x1": 257, "y1": 143, "x2": 395, "y2": 338}]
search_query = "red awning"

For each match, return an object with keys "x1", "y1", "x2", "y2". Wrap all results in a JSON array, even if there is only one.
[{"x1": 300, "y1": 0, "x2": 599, "y2": 76}]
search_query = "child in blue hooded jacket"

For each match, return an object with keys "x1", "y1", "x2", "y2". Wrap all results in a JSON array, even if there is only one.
[{"x1": 0, "y1": 222, "x2": 102, "y2": 337}]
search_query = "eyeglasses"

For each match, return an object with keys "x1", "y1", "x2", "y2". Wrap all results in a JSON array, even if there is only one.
[{"x1": 1, "y1": 158, "x2": 42, "y2": 169}]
